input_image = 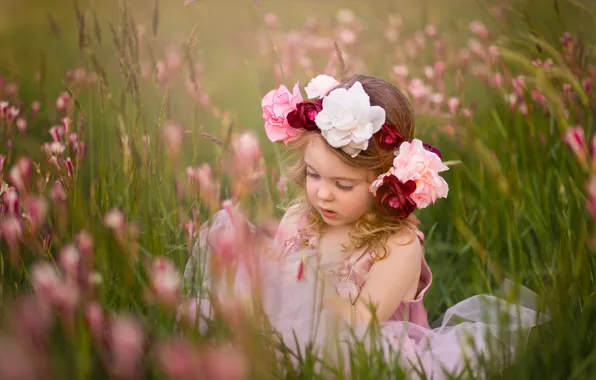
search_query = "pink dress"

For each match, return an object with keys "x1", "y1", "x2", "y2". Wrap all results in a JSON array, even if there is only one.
[{"x1": 184, "y1": 209, "x2": 547, "y2": 379}]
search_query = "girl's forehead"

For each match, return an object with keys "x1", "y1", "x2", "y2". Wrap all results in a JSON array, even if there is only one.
[{"x1": 304, "y1": 137, "x2": 368, "y2": 179}]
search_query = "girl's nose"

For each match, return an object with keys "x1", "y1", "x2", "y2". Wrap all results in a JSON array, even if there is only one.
[{"x1": 317, "y1": 183, "x2": 334, "y2": 202}]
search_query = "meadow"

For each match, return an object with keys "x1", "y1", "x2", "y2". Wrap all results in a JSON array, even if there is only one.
[{"x1": 0, "y1": 0, "x2": 595, "y2": 378}]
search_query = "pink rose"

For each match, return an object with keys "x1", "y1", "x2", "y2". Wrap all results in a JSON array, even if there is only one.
[
  {"x1": 261, "y1": 83, "x2": 303, "y2": 144},
  {"x1": 392, "y1": 139, "x2": 449, "y2": 208}
]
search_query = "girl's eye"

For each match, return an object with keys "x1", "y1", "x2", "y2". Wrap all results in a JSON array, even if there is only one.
[
  {"x1": 306, "y1": 172, "x2": 320, "y2": 179},
  {"x1": 335, "y1": 182, "x2": 353, "y2": 191}
]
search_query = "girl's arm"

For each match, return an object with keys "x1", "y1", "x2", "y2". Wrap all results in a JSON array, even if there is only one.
[{"x1": 326, "y1": 233, "x2": 423, "y2": 323}]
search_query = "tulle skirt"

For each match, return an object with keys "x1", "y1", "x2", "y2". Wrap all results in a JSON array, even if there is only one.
[{"x1": 183, "y1": 210, "x2": 549, "y2": 379}]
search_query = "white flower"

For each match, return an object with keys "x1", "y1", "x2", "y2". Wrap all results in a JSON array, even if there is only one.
[
  {"x1": 314, "y1": 81, "x2": 386, "y2": 157},
  {"x1": 304, "y1": 74, "x2": 339, "y2": 99}
]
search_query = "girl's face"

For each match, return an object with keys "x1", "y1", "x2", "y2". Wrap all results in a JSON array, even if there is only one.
[{"x1": 304, "y1": 136, "x2": 375, "y2": 227}]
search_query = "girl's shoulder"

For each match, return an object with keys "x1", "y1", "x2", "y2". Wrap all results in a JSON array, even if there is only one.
[{"x1": 373, "y1": 226, "x2": 424, "y2": 263}]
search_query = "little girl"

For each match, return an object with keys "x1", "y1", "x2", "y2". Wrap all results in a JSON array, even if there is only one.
[{"x1": 184, "y1": 73, "x2": 545, "y2": 378}]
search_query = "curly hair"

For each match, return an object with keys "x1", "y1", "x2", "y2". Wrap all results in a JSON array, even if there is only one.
[{"x1": 282, "y1": 73, "x2": 420, "y2": 259}]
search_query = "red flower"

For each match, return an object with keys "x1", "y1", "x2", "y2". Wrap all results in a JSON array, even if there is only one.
[
  {"x1": 375, "y1": 123, "x2": 405, "y2": 150},
  {"x1": 287, "y1": 99, "x2": 323, "y2": 130},
  {"x1": 374, "y1": 175, "x2": 417, "y2": 219},
  {"x1": 423, "y1": 143, "x2": 442, "y2": 159}
]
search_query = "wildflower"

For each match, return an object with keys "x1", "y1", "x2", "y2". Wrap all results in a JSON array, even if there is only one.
[
  {"x1": 49, "y1": 125, "x2": 64, "y2": 142},
  {"x1": 585, "y1": 176, "x2": 596, "y2": 219},
  {"x1": 22, "y1": 196, "x2": 48, "y2": 233},
  {"x1": 6, "y1": 106, "x2": 20, "y2": 124},
  {"x1": 447, "y1": 97, "x2": 460, "y2": 116},
  {"x1": 424, "y1": 24, "x2": 438, "y2": 38},
  {"x1": 470, "y1": 21, "x2": 489, "y2": 40},
  {"x1": 0, "y1": 217, "x2": 22, "y2": 263},
  {"x1": 59, "y1": 244, "x2": 81, "y2": 280},
  {"x1": 392, "y1": 65, "x2": 409, "y2": 80},
  {"x1": 156, "y1": 340, "x2": 202, "y2": 379},
  {"x1": 50, "y1": 180, "x2": 67, "y2": 203},
  {"x1": 149, "y1": 258, "x2": 181, "y2": 307},
  {"x1": 56, "y1": 92, "x2": 71, "y2": 113},
  {"x1": 163, "y1": 121, "x2": 184, "y2": 161},
  {"x1": 109, "y1": 315, "x2": 145, "y2": 380},
  {"x1": 3, "y1": 186, "x2": 19, "y2": 214},
  {"x1": 85, "y1": 302, "x2": 105, "y2": 342},
  {"x1": 563, "y1": 126, "x2": 587, "y2": 167},
  {"x1": 30, "y1": 261, "x2": 60, "y2": 299},
  {"x1": 16, "y1": 118, "x2": 27, "y2": 134},
  {"x1": 8, "y1": 157, "x2": 32, "y2": 192}
]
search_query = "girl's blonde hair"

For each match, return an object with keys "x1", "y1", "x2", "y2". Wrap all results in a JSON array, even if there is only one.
[{"x1": 284, "y1": 73, "x2": 419, "y2": 259}]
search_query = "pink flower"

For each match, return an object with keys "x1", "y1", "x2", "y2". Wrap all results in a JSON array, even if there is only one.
[
  {"x1": 261, "y1": 83, "x2": 303, "y2": 144},
  {"x1": 6, "y1": 107, "x2": 20, "y2": 124},
  {"x1": 434, "y1": 61, "x2": 446, "y2": 78},
  {"x1": 512, "y1": 76, "x2": 526, "y2": 96},
  {"x1": 31, "y1": 262, "x2": 61, "y2": 299},
  {"x1": 50, "y1": 180, "x2": 67, "y2": 203},
  {"x1": 150, "y1": 258, "x2": 181, "y2": 307},
  {"x1": 109, "y1": 315, "x2": 145, "y2": 380},
  {"x1": 563, "y1": 126, "x2": 587, "y2": 165},
  {"x1": 56, "y1": 92, "x2": 71, "y2": 113},
  {"x1": 16, "y1": 118, "x2": 27, "y2": 134},
  {"x1": 392, "y1": 65, "x2": 409, "y2": 80},
  {"x1": 264, "y1": 12, "x2": 278, "y2": 28},
  {"x1": 163, "y1": 121, "x2": 184, "y2": 160},
  {"x1": 587, "y1": 177, "x2": 596, "y2": 219},
  {"x1": 104, "y1": 209, "x2": 125, "y2": 230},
  {"x1": 85, "y1": 302, "x2": 105, "y2": 341},
  {"x1": 447, "y1": 97, "x2": 460, "y2": 116},
  {"x1": 61, "y1": 117, "x2": 71, "y2": 135},
  {"x1": 59, "y1": 245, "x2": 81, "y2": 279},
  {"x1": 65, "y1": 157, "x2": 74, "y2": 177},
  {"x1": 391, "y1": 139, "x2": 449, "y2": 208},
  {"x1": 461, "y1": 108, "x2": 473, "y2": 119},
  {"x1": 23, "y1": 196, "x2": 48, "y2": 233},
  {"x1": 492, "y1": 73, "x2": 504, "y2": 88},
  {"x1": 470, "y1": 21, "x2": 489, "y2": 40},
  {"x1": 3, "y1": 187, "x2": 19, "y2": 214},
  {"x1": 233, "y1": 132, "x2": 261, "y2": 162},
  {"x1": 201, "y1": 346, "x2": 248, "y2": 380},
  {"x1": 0, "y1": 101, "x2": 9, "y2": 118},
  {"x1": 157, "y1": 340, "x2": 202, "y2": 379},
  {"x1": 424, "y1": 24, "x2": 438, "y2": 38},
  {"x1": 531, "y1": 89, "x2": 548, "y2": 107},
  {"x1": 8, "y1": 157, "x2": 32, "y2": 191},
  {"x1": 197, "y1": 163, "x2": 216, "y2": 192},
  {"x1": 0, "y1": 217, "x2": 22, "y2": 263},
  {"x1": 49, "y1": 125, "x2": 64, "y2": 142}
]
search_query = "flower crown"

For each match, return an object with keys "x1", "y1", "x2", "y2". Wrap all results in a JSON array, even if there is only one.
[{"x1": 261, "y1": 74, "x2": 449, "y2": 219}]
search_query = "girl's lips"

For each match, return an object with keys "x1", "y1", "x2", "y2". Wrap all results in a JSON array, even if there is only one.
[{"x1": 320, "y1": 208, "x2": 337, "y2": 219}]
